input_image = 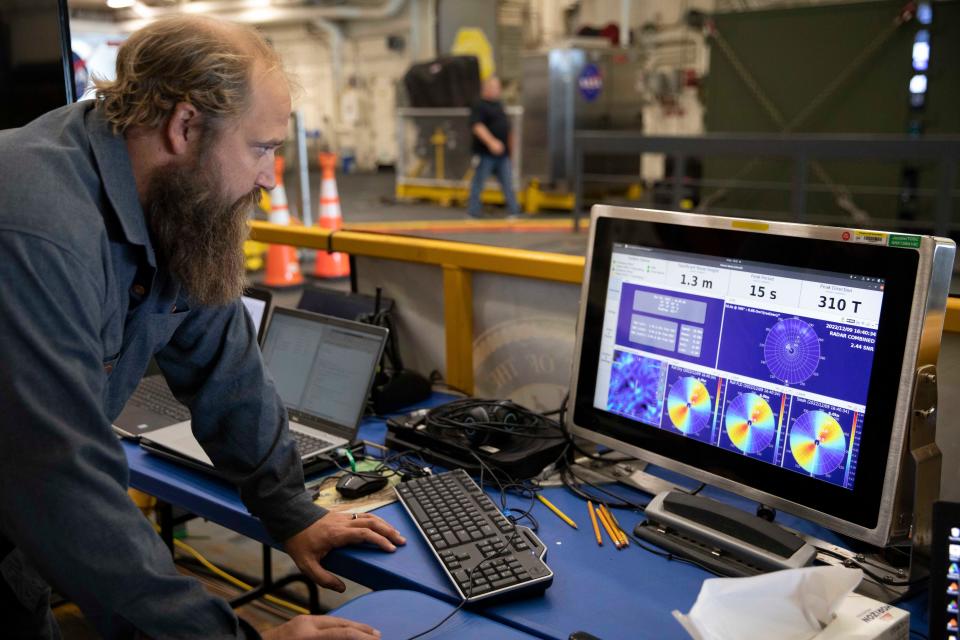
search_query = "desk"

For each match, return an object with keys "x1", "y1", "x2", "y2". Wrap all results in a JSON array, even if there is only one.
[
  {"x1": 124, "y1": 408, "x2": 931, "y2": 640},
  {"x1": 327, "y1": 589, "x2": 540, "y2": 639}
]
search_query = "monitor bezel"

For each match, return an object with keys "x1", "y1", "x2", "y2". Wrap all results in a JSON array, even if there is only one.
[{"x1": 568, "y1": 206, "x2": 949, "y2": 546}]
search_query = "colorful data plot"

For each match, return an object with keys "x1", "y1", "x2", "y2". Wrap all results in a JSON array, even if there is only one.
[
  {"x1": 724, "y1": 392, "x2": 776, "y2": 455},
  {"x1": 763, "y1": 317, "x2": 821, "y2": 384},
  {"x1": 606, "y1": 350, "x2": 667, "y2": 428},
  {"x1": 789, "y1": 410, "x2": 848, "y2": 476},
  {"x1": 667, "y1": 376, "x2": 712, "y2": 435}
]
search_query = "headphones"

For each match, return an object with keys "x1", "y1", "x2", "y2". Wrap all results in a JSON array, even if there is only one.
[{"x1": 423, "y1": 398, "x2": 562, "y2": 451}]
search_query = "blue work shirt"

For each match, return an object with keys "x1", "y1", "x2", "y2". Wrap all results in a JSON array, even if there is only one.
[{"x1": 0, "y1": 102, "x2": 325, "y2": 638}]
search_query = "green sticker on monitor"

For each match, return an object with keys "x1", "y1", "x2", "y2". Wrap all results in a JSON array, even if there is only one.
[{"x1": 888, "y1": 234, "x2": 922, "y2": 249}]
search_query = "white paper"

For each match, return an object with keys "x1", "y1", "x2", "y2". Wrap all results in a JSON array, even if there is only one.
[{"x1": 673, "y1": 566, "x2": 863, "y2": 640}]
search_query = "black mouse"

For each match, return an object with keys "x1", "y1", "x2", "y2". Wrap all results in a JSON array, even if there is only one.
[{"x1": 336, "y1": 473, "x2": 388, "y2": 500}]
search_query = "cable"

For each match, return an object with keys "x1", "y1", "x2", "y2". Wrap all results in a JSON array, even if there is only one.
[
  {"x1": 624, "y1": 528, "x2": 726, "y2": 578},
  {"x1": 423, "y1": 398, "x2": 568, "y2": 443},
  {"x1": 172, "y1": 536, "x2": 310, "y2": 616},
  {"x1": 148, "y1": 520, "x2": 309, "y2": 616},
  {"x1": 562, "y1": 464, "x2": 649, "y2": 511},
  {"x1": 406, "y1": 600, "x2": 467, "y2": 640}
]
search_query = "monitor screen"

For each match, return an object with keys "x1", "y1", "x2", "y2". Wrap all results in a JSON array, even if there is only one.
[
  {"x1": 569, "y1": 206, "x2": 954, "y2": 545},
  {"x1": 594, "y1": 243, "x2": 883, "y2": 491},
  {"x1": 261, "y1": 309, "x2": 385, "y2": 430}
]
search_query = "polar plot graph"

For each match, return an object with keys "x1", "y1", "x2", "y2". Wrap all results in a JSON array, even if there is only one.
[
  {"x1": 724, "y1": 392, "x2": 776, "y2": 454},
  {"x1": 763, "y1": 317, "x2": 821, "y2": 385},
  {"x1": 667, "y1": 377, "x2": 712, "y2": 435},
  {"x1": 789, "y1": 410, "x2": 847, "y2": 477}
]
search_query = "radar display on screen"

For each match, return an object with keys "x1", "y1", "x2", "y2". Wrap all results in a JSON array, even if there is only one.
[{"x1": 593, "y1": 244, "x2": 883, "y2": 490}]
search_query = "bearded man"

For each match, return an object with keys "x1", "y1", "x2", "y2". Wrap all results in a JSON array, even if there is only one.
[{"x1": 0, "y1": 15, "x2": 402, "y2": 640}]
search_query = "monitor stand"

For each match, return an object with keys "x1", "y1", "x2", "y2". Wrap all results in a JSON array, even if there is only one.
[
  {"x1": 635, "y1": 490, "x2": 818, "y2": 575},
  {"x1": 634, "y1": 365, "x2": 940, "y2": 604}
]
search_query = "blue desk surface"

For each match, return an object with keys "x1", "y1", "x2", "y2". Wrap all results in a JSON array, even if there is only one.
[
  {"x1": 328, "y1": 589, "x2": 540, "y2": 640},
  {"x1": 124, "y1": 408, "x2": 930, "y2": 640}
]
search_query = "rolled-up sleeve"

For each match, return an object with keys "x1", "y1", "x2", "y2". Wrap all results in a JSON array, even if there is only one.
[
  {"x1": 0, "y1": 231, "x2": 257, "y2": 639},
  {"x1": 154, "y1": 299, "x2": 327, "y2": 544}
]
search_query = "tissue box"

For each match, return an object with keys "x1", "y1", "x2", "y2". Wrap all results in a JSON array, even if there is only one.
[{"x1": 813, "y1": 593, "x2": 909, "y2": 639}]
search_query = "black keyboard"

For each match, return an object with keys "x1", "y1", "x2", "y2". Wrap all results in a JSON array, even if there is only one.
[
  {"x1": 395, "y1": 469, "x2": 553, "y2": 602},
  {"x1": 130, "y1": 377, "x2": 190, "y2": 421},
  {"x1": 289, "y1": 429, "x2": 335, "y2": 457}
]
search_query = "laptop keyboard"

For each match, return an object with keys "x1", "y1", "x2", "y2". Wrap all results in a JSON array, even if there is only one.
[
  {"x1": 289, "y1": 429, "x2": 336, "y2": 457},
  {"x1": 130, "y1": 377, "x2": 190, "y2": 421}
]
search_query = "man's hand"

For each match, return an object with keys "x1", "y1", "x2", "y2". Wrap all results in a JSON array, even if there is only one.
[
  {"x1": 261, "y1": 615, "x2": 380, "y2": 640},
  {"x1": 487, "y1": 139, "x2": 505, "y2": 156},
  {"x1": 284, "y1": 512, "x2": 405, "y2": 592}
]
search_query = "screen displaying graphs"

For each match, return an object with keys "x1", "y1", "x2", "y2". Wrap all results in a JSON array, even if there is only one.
[{"x1": 594, "y1": 244, "x2": 885, "y2": 490}]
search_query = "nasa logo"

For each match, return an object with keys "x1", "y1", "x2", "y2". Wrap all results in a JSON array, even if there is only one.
[{"x1": 578, "y1": 63, "x2": 603, "y2": 102}]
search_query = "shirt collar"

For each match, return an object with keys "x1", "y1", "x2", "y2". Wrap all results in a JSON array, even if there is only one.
[{"x1": 84, "y1": 102, "x2": 156, "y2": 268}]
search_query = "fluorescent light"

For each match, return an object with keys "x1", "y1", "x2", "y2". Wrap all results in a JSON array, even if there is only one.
[
  {"x1": 106, "y1": 0, "x2": 135, "y2": 8},
  {"x1": 909, "y1": 74, "x2": 927, "y2": 95},
  {"x1": 912, "y1": 41, "x2": 930, "y2": 72}
]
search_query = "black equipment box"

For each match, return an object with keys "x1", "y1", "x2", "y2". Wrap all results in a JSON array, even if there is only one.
[
  {"x1": 385, "y1": 407, "x2": 567, "y2": 479},
  {"x1": 403, "y1": 56, "x2": 481, "y2": 108}
]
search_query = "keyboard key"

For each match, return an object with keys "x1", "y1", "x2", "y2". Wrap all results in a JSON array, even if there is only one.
[{"x1": 393, "y1": 469, "x2": 554, "y2": 601}]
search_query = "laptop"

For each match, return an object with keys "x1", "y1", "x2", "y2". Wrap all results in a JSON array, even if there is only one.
[
  {"x1": 140, "y1": 306, "x2": 388, "y2": 470},
  {"x1": 112, "y1": 287, "x2": 274, "y2": 440},
  {"x1": 241, "y1": 286, "x2": 273, "y2": 344},
  {"x1": 930, "y1": 501, "x2": 960, "y2": 640}
]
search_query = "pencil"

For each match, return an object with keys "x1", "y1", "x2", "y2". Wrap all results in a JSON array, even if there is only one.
[
  {"x1": 537, "y1": 494, "x2": 578, "y2": 529},
  {"x1": 595, "y1": 505, "x2": 623, "y2": 549},
  {"x1": 600, "y1": 504, "x2": 629, "y2": 548},
  {"x1": 587, "y1": 500, "x2": 602, "y2": 545}
]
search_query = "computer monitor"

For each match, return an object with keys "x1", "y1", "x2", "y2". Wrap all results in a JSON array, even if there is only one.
[
  {"x1": 0, "y1": 0, "x2": 75, "y2": 129},
  {"x1": 568, "y1": 206, "x2": 954, "y2": 548}
]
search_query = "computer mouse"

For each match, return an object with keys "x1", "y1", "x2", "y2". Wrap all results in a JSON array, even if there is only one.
[{"x1": 336, "y1": 472, "x2": 389, "y2": 500}]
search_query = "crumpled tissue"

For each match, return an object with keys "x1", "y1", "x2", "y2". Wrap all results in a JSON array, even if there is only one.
[{"x1": 673, "y1": 565, "x2": 863, "y2": 640}]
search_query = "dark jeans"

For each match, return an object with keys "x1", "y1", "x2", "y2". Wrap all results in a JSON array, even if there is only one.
[{"x1": 467, "y1": 153, "x2": 520, "y2": 217}]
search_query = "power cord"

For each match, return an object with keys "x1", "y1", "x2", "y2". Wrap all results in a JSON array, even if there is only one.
[
  {"x1": 423, "y1": 398, "x2": 568, "y2": 443},
  {"x1": 149, "y1": 523, "x2": 310, "y2": 616}
]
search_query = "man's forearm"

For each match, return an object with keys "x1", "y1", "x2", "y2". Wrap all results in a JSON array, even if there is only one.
[{"x1": 472, "y1": 123, "x2": 500, "y2": 152}]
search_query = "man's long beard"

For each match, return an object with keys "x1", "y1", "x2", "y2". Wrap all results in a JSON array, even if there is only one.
[{"x1": 145, "y1": 160, "x2": 258, "y2": 307}]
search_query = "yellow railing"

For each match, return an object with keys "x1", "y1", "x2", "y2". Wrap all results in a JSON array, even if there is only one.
[
  {"x1": 249, "y1": 221, "x2": 960, "y2": 391},
  {"x1": 250, "y1": 222, "x2": 582, "y2": 392}
]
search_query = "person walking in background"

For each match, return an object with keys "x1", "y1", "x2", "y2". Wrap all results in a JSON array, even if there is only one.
[{"x1": 467, "y1": 76, "x2": 521, "y2": 219}]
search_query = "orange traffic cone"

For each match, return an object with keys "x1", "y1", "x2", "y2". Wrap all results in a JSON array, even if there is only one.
[
  {"x1": 312, "y1": 152, "x2": 350, "y2": 278},
  {"x1": 264, "y1": 156, "x2": 304, "y2": 287}
]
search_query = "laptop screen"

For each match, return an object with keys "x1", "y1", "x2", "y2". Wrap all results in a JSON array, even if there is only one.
[
  {"x1": 242, "y1": 295, "x2": 267, "y2": 333},
  {"x1": 260, "y1": 309, "x2": 385, "y2": 429}
]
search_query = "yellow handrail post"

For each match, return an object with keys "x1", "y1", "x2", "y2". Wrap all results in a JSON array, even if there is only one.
[{"x1": 443, "y1": 264, "x2": 474, "y2": 394}]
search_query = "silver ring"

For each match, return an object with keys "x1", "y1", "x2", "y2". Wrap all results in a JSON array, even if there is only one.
[{"x1": 351, "y1": 513, "x2": 358, "y2": 520}]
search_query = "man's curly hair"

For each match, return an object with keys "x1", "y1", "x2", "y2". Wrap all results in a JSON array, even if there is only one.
[{"x1": 95, "y1": 15, "x2": 283, "y2": 134}]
